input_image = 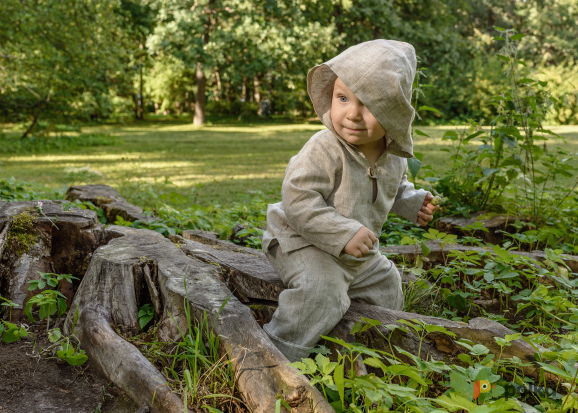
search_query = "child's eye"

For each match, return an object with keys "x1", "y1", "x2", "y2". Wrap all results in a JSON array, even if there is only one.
[{"x1": 339, "y1": 95, "x2": 348, "y2": 103}]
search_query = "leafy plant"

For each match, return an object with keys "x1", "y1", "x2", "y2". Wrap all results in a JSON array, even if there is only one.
[
  {"x1": 0, "y1": 320, "x2": 28, "y2": 343},
  {"x1": 63, "y1": 199, "x2": 107, "y2": 224},
  {"x1": 138, "y1": 303, "x2": 155, "y2": 330},
  {"x1": 0, "y1": 296, "x2": 20, "y2": 321},
  {"x1": 25, "y1": 271, "x2": 78, "y2": 331}
]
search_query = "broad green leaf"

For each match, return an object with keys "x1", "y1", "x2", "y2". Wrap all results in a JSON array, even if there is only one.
[
  {"x1": 471, "y1": 344, "x2": 490, "y2": 356},
  {"x1": 414, "y1": 129, "x2": 432, "y2": 139},
  {"x1": 536, "y1": 362, "x2": 572, "y2": 380},
  {"x1": 449, "y1": 370, "x2": 474, "y2": 399},
  {"x1": 48, "y1": 328, "x2": 62, "y2": 343},
  {"x1": 408, "y1": 157, "x2": 422, "y2": 179},
  {"x1": 64, "y1": 354, "x2": 88, "y2": 366},
  {"x1": 334, "y1": 363, "x2": 344, "y2": 405},
  {"x1": 418, "y1": 105, "x2": 441, "y2": 114},
  {"x1": 510, "y1": 33, "x2": 526, "y2": 40},
  {"x1": 420, "y1": 241, "x2": 431, "y2": 257},
  {"x1": 387, "y1": 364, "x2": 427, "y2": 386},
  {"x1": 303, "y1": 357, "x2": 317, "y2": 374},
  {"x1": 435, "y1": 392, "x2": 477, "y2": 411},
  {"x1": 424, "y1": 324, "x2": 456, "y2": 338}
]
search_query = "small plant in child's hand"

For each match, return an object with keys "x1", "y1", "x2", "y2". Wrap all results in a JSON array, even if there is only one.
[{"x1": 35, "y1": 201, "x2": 59, "y2": 229}]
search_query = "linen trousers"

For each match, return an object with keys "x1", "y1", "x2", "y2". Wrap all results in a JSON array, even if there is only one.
[{"x1": 263, "y1": 241, "x2": 404, "y2": 362}]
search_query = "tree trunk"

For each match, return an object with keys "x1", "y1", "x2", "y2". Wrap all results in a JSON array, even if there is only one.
[
  {"x1": 253, "y1": 75, "x2": 261, "y2": 103},
  {"x1": 241, "y1": 78, "x2": 247, "y2": 102},
  {"x1": 193, "y1": 62, "x2": 206, "y2": 126},
  {"x1": 21, "y1": 95, "x2": 50, "y2": 139},
  {"x1": 138, "y1": 64, "x2": 144, "y2": 120}
]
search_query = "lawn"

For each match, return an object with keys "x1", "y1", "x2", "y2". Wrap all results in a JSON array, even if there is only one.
[{"x1": 1, "y1": 120, "x2": 577, "y2": 207}]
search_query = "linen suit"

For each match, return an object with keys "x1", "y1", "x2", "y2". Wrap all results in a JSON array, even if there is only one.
[{"x1": 261, "y1": 39, "x2": 428, "y2": 362}]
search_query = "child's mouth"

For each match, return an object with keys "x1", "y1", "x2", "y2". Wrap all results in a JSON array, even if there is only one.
[{"x1": 345, "y1": 127, "x2": 366, "y2": 133}]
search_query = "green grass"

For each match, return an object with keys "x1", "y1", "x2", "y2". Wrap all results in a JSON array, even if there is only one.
[{"x1": 1, "y1": 120, "x2": 577, "y2": 207}]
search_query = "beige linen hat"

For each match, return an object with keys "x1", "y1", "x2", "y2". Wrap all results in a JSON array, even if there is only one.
[{"x1": 307, "y1": 39, "x2": 417, "y2": 158}]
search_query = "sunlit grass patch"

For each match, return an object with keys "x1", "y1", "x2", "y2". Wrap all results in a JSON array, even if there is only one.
[{"x1": 1, "y1": 121, "x2": 576, "y2": 207}]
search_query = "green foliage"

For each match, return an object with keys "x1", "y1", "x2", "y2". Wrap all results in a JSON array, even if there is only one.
[
  {"x1": 421, "y1": 30, "x2": 578, "y2": 234},
  {"x1": 150, "y1": 290, "x2": 245, "y2": 411},
  {"x1": 25, "y1": 270, "x2": 78, "y2": 331},
  {"x1": 114, "y1": 186, "x2": 268, "y2": 249},
  {"x1": 0, "y1": 320, "x2": 28, "y2": 343},
  {"x1": 291, "y1": 313, "x2": 578, "y2": 412},
  {"x1": 55, "y1": 336, "x2": 89, "y2": 366},
  {"x1": 63, "y1": 200, "x2": 107, "y2": 224},
  {"x1": 0, "y1": 0, "x2": 133, "y2": 129},
  {"x1": 0, "y1": 177, "x2": 63, "y2": 202},
  {"x1": 0, "y1": 296, "x2": 20, "y2": 322},
  {"x1": 138, "y1": 303, "x2": 155, "y2": 330}
]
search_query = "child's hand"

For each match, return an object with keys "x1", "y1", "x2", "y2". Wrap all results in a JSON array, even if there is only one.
[
  {"x1": 344, "y1": 227, "x2": 377, "y2": 258},
  {"x1": 417, "y1": 192, "x2": 440, "y2": 226}
]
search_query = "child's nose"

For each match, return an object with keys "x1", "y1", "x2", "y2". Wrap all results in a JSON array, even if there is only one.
[{"x1": 346, "y1": 102, "x2": 364, "y2": 122}]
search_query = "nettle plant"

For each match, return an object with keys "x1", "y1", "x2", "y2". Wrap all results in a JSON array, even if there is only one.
[
  {"x1": 429, "y1": 28, "x2": 578, "y2": 228},
  {"x1": 25, "y1": 271, "x2": 78, "y2": 331}
]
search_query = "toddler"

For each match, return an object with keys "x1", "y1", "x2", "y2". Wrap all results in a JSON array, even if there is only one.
[{"x1": 261, "y1": 40, "x2": 439, "y2": 362}]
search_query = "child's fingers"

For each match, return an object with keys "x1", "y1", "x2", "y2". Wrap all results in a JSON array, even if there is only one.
[
  {"x1": 421, "y1": 204, "x2": 440, "y2": 214},
  {"x1": 369, "y1": 232, "x2": 378, "y2": 243},
  {"x1": 418, "y1": 211, "x2": 433, "y2": 225}
]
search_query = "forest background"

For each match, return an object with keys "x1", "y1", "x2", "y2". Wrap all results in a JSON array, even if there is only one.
[{"x1": 1, "y1": 0, "x2": 578, "y2": 129}]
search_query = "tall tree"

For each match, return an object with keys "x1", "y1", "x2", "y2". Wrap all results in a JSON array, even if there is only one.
[{"x1": 0, "y1": 0, "x2": 132, "y2": 136}]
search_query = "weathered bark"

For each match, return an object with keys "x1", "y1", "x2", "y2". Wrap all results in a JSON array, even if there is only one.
[
  {"x1": 64, "y1": 227, "x2": 185, "y2": 412},
  {"x1": 0, "y1": 201, "x2": 101, "y2": 322},
  {"x1": 65, "y1": 226, "x2": 333, "y2": 413},
  {"x1": 177, "y1": 230, "x2": 284, "y2": 302},
  {"x1": 66, "y1": 184, "x2": 154, "y2": 224},
  {"x1": 0, "y1": 221, "x2": 12, "y2": 261}
]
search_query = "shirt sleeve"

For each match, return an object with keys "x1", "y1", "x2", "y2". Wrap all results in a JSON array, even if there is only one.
[
  {"x1": 389, "y1": 164, "x2": 429, "y2": 225},
  {"x1": 281, "y1": 143, "x2": 363, "y2": 258}
]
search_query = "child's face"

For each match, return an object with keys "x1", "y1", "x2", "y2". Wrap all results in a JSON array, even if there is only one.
[{"x1": 330, "y1": 77, "x2": 386, "y2": 148}]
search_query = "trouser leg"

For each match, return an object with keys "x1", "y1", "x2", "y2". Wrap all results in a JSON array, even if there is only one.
[
  {"x1": 347, "y1": 255, "x2": 404, "y2": 311},
  {"x1": 263, "y1": 244, "x2": 353, "y2": 362}
]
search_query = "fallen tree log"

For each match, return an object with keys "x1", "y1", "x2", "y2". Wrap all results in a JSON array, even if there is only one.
[{"x1": 174, "y1": 230, "x2": 551, "y2": 383}]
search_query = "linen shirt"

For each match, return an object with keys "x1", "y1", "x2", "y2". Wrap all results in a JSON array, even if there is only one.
[
  {"x1": 262, "y1": 129, "x2": 428, "y2": 257},
  {"x1": 262, "y1": 39, "x2": 428, "y2": 258}
]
